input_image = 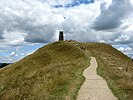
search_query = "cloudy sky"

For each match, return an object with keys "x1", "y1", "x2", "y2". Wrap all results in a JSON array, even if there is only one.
[{"x1": 0, "y1": 0, "x2": 133, "y2": 63}]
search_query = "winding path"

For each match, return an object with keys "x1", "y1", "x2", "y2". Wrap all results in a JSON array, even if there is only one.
[{"x1": 77, "y1": 57, "x2": 117, "y2": 100}]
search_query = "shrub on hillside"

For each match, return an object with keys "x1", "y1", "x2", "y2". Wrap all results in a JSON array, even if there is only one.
[{"x1": 0, "y1": 63, "x2": 8, "y2": 68}]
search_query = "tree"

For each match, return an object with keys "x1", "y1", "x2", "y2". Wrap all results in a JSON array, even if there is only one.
[{"x1": 0, "y1": 63, "x2": 8, "y2": 68}]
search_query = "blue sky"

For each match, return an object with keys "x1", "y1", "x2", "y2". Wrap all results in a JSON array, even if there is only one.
[
  {"x1": 0, "y1": 44, "x2": 44, "y2": 63},
  {"x1": 0, "y1": 0, "x2": 133, "y2": 63},
  {"x1": 54, "y1": 0, "x2": 94, "y2": 8}
]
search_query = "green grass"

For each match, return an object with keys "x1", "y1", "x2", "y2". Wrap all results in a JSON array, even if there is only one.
[{"x1": 0, "y1": 41, "x2": 89, "y2": 100}]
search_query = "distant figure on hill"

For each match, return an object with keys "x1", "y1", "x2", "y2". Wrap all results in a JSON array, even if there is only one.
[{"x1": 59, "y1": 31, "x2": 64, "y2": 41}]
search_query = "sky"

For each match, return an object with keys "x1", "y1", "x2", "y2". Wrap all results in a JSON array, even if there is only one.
[{"x1": 0, "y1": 0, "x2": 133, "y2": 63}]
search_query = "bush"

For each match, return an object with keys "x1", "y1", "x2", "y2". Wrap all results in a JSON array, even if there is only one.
[{"x1": 0, "y1": 63, "x2": 8, "y2": 68}]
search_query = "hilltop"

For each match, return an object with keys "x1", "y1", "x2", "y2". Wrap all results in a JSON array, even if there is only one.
[{"x1": 0, "y1": 41, "x2": 133, "y2": 100}]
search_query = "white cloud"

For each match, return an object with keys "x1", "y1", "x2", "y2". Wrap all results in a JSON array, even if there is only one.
[
  {"x1": 116, "y1": 46, "x2": 133, "y2": 58},
  {"x1": 11, "y1": 52, "x2": 18, "y2": 57},
  {"x1": 0, "y1": 0, "x2": 133, "y2": 62},
  {"x1": 44, "y1": 0, "x2": 72, "y2": 6},
  {"x1": 0, "y1": 0, "x2": 103, "y2": 44},
  {"x1": 115, "y1": 35, "x2": 130, "y2": 42},
  {"x1": 92, "y1": 0, "x2": 133, "y2": 30},
  {"x1": 3, "y1": 31, "x2": 26, "y2": 46},
  {"x1": 118, "y1": 47, "x2": 132, "y2": 52}
]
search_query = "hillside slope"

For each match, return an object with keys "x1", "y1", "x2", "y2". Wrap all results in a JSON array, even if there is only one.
[
  {"x1": 83, "y1": 43, "x2": 133, "y2": 100},
  {"x1": 0, "y1": 41, "x2": 133, "y2": 100},
  {"x1": 0, "y1": 41, "x2": 88, "y2": 100}
]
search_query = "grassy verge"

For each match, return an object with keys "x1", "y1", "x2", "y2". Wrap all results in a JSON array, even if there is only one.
[{"x1": 0, "y1": 41, "x2": 89, "y2": 100}]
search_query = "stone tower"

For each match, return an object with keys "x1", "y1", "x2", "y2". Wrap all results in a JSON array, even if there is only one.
[{"x1": 59, "y1": 31, "x2": 64, "y2": 41}]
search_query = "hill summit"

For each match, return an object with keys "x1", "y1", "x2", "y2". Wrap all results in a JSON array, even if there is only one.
[{"x1": 0, "y1": 41, "x2": 133, "y2": 100}]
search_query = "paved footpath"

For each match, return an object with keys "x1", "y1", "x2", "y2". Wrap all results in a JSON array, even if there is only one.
[{"x1": 77, "y1": 57, "x2": 118, "y2": 100}]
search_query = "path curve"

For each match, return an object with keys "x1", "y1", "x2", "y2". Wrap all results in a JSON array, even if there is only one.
[{"x1": 77, "y1": 57, "x2": 117, "y2": 100}]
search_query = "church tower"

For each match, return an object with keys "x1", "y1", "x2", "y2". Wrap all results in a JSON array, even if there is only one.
[{"x1": 59, "y1": 31, "x2": 64, "y2": 41}]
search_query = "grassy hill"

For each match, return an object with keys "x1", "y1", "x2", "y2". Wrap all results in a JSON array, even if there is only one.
[
  {"x1": 0, "y1": 41, "x2": 133, "y2": 100},
  {"x1": 0, "y1": 41, "x2": 89, "y2": 100},
  {"x1": 82, "y1": 43, "x2": 133, "y2": 100}
]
